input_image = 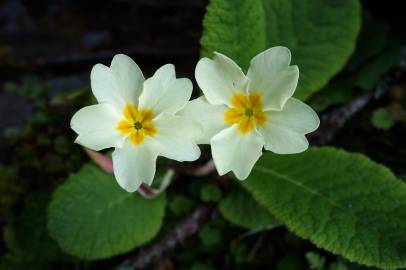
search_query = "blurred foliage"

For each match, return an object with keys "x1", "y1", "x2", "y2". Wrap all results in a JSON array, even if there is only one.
[
  {"x1": 200, "y1": 183, "x2": 222, "y2": 203},
  {"x1": 306, "y1": 252, "x2": 327, "y2": 270},
  {"x1": 371, "y1": 108, "x2": 395, "y2": 130},
  {"x1": 3, "y1": 193, "x2": 67, "y2": 267},
  {"x1": 309, "y1": 10, "x2": 405, "y2": 112},
  {"x1": 0, "y1": 73, "x2": 86, "y2": 269}
]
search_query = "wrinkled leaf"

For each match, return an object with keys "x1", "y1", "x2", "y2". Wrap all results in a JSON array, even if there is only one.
[{"x1": 243, "y1": 147, "x2": 406, "y2": 269}]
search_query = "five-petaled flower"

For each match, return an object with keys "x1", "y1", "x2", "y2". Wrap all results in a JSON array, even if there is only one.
[
  {"x1": 180, "y1": 46, "x2": 320, "y2": 180},
  {"x1": 71, "y1": 54, "x2": 201, "y2": 192}
]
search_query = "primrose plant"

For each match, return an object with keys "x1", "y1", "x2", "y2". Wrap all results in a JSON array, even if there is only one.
[
  {"x1": 50, "y1": 1, "x2": 406, "y2": 268},
  {"x1": 71, "y1": 47, "x2": 319, "y2": 189}
]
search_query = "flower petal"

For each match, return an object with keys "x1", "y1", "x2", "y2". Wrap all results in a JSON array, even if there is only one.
[
  {"x1": 258, "y1": 98, "x2": 319, "y2": 154},
  {"x1": 195, "y1": 52, "x2": 248, "y2": 106},
  {"x1": 152, "y1": 114, "x2": 201, "y2": 162},
  {"x1": 110, "y1": 54, "x2": 145, "y2": 105},
  {"x1": 210, "y1": 125, "x2": 264, "y2": 180},
  {"x1": 112, "y1": 140, "x2": 159, "y2": 192},
  {"x1": 178, "y1": 96, "x2": 228, "y2": 144},
  {"x1": 90, "y1": 64, "x2": 123, "y2": 109},
  {"x1": 138, "y1": 64, "x2": 192, "y2": 115},
  {"x1": 247, "y1": 47, "x2": 299, "y2": 110},
  {"x1": 259, "y1": 124, "x2": 309, "y2": 154},
  {"x1": 70, "y1": 104, "x2": 125, "y2": 151},
  {"x1": 90, "y1": 55, "x2": 144, "y2": 110},
  {"x1": 266, "y1": 98, "x2": 320, "y2": 134}
]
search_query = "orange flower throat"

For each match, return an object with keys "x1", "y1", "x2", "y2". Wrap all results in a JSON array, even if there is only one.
[
  {"x1": 116, "y1": 104, "x2": 156, "y2": 145},
  {"x1": 224, "y1": 92, "x2": 266, "y2": 134}
]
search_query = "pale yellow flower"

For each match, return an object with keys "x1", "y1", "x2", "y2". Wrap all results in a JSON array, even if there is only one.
[
  {"x1": 71, "y1": 54, "x2": 201, "y2": 191},
  {"x1": 181, "y1": 47, "x2": 320, "y2": 180}
]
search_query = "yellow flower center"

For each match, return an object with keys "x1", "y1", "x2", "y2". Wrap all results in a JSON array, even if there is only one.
[
  {"x1": 116, "y1": 104, "x2": 157, "y2": 145},
  {"x1": 224, "y1": 92, "x2": 266, "y2": 134}
]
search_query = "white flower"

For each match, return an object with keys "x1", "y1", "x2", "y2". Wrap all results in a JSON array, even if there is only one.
[
  {"x1": 180, "y1": 47, "x2": 320, "y2": 180},
  {"x1": 71, "y1": 54, "x2": 202, "y2": 192}
]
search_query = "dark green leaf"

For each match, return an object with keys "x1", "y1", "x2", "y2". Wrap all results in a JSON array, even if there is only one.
[{"x1": 243, "y1": 147, "x2": 406, "y2": 269}]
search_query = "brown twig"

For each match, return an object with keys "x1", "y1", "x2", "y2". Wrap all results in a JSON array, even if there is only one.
[
  {"x1": 116, "y1": 204, "x2": 216, "y2": 270},
  {"x1": 189, "y1": 159, "x2": 216, "y2": 177}
]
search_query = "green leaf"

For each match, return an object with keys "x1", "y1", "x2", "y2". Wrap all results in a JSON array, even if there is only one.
[
  {"x1": 306, "y1": 251, "x2": 326, "y2": 270},
  {"x1": 345, "y1": 11, "x2": 389, "y2": 72},
  {"x1": 198, "y1": 224, "x2": 222, "y2": 248},
  {"x1": 200, "y1": 184, "x2": 222, "y2": 202},
  {"x1": 354, "y1": 47, "x2": 400, "y2": 90},
  {"x1": 201, "y1": 0, "x2": 267, "y2": 72},
  {"x1": 169, "y1": 195, "x2": 195, "y2": 216},
  {"x1": 219, "y1": 185, "x2": 278, "y2": 230},
  {"x1": 242, "y1": 147, "x2": 406, "y2": 269},
  {"x1": 345, "y1": 12, "x2": 402, "y2": 91},
  {"x1": 201, "y1": 0, "x2": 361, "y2": 100},
  {"x1": 371, "y1": 108, "x2": 395, "y2": 130},
  {"x1": 48, "y1": 164, "x2": 166, "y2": 260}
]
